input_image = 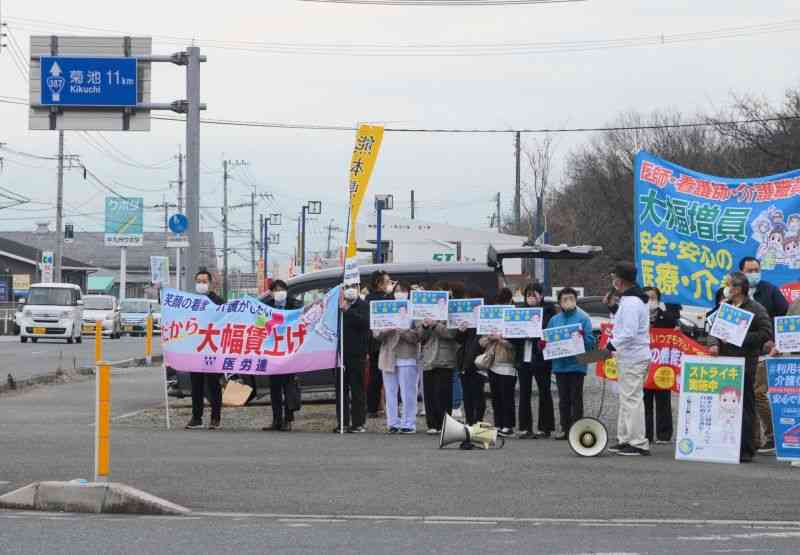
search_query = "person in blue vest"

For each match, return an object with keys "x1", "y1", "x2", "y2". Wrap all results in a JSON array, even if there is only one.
[{"x1": 545, "y1": 287, "x2": 595, "y2": 440}]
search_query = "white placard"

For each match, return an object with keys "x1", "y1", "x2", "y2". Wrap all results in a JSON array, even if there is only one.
[
  {"x1": 411, "y1": 290, "x2": 449, "y2": 321},
  {"x1": 502, "y1": 307, "x2": 544, "y2": 339},
  {"x1": 370, "y1": 300, "x2": 411, "y2": 331},
  {"x1": 447, "y1": 299, "x2": 483, "y2": 329},
  {"x1": 542, "y1": 324, "x2": 585, "y2": 360},
  {"x1": 477, "y1": 305, "x2": 511, "y2": 336},
  {"x1": 709, "y1": 303, "x2": 754, "y2": 348}
]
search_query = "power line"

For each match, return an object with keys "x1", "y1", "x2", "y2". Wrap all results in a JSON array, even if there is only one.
[{"x1": 299, "y1": 0, "x2": 584, "y2": 4}]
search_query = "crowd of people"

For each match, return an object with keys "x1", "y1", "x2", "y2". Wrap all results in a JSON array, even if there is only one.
[{"x1": 182, "y1": 258, "x2": 800, "y2": 464}]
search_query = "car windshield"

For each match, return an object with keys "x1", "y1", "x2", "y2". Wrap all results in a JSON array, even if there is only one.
[
  {"x1": 121, "y1": 300, "x2": 151, "y2": 313},
  {"x1": 84, "y1": 297, "x2": 114, "y2": 310},
  {"x1": 27, "y1": 288, "x2": 75, "y2": 306}
]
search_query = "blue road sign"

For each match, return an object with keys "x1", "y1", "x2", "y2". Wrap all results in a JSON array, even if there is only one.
[
  {"x1": 168, "y1": 213, "x2": 188, "y2": 234},
  {"x1": 40, "y1": 56, "x2": 138, "y2": 107}
]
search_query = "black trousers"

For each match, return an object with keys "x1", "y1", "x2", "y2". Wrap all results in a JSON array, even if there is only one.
[
  {"x1": 644, "y1": 389, "x2": 672, "y2": 442},
  {"x1": 366, "y1": 352, "x2": 384, "y2": 415},
  {"x1": 460, "y1": 372, "x2": 486, "y2": 425},
  {"x1": 270, "y1": 374, "x2": 295, "y2": 425},
  {"x1": 741, "y1": 363, "x2": 756, "y2": 459},
  {"x1": 190, "y1": 372, "x2": 222, "y2": 422},
  {"x1": 518, "y1": 363, "x2": 555, "y2": 434},
  {"x1": 555, "y1": 372, "x2": 584, "y2": 434},
  {"x1": 489, "y1": 372, "x2": 517, "y2": 430},
  {"x1": 336, "y1": 355, "x2": 366, "y2": 429},
  {"x1": 423, "y1": 367, "x2": 453, "y2": 430}
]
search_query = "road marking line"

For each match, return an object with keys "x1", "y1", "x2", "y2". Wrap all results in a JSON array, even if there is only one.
[
  {"x1": 287, "y1": 523, "x2": 311, "y2": 528},
  {"x1": 425, "y1": 521, "x2": 498, "y2": 526},
  {"x1": 279, "y1": 518, "x2": 344, "y2": 523}
]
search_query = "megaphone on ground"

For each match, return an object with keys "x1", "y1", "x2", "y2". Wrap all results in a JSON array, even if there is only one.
[
  {"x1": 567, "y1": 417, "x2": 608, "y2": 457},
  {"x1": 439, "y1": 413, "x2": 504, "y2": 450}
]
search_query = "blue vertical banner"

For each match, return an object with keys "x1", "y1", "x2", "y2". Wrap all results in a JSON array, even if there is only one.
[
  {"x1": 766, "y1": 357, "x2": 800, "y2": 461},
  {"x1": 634, "y1": 151, "x2": 800, "y2": 308}
]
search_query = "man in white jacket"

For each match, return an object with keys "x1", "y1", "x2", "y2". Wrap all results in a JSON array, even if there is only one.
[{"x1": 608, "y1": 261, "x2": 651, "y2": 456}]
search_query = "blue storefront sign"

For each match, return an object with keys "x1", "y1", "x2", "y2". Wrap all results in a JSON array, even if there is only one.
[{"x1": 40, "y1": 56, "x2": 138, "y2": 107}]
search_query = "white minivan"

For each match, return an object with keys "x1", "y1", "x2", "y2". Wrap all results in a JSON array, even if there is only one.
[{"x1": 19, "y1": 283, "x2": 84, "y2": 344}]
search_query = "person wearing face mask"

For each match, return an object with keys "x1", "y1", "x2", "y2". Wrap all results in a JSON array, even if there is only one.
[
  {"x1": 261, "y1": 280, "x2": 302, "y2": 432},
  {"x1": 545, "y1": 287, "x2": 595, "y2": 441},
  {"x1": 337, "y1": 283, "x2": 371, "y2": 433},
  {"x1": 479, "y1": 288, "x2": 518, "y2": 437},
  {"x1": 512, "y1": 282, "x2": 556, "y2": 439},
  {"x1": 185, "y1": 269, "x2": 226, "y2": 430},
  {"x1": 374, "y1": 282, "x2": 420, "y2": 434},
  {"x1": 708, "y1": 271, "x2": 773, "y2": 463},
  {"x1": 455, "y1": 287, "x2": 488, "y2": 426},
  {"x1": 365, "y1": 271, "x2": 394, "y2": 418},
  {"x1": 606, "y1": 262, "x2": 652, "y2": 456},
  {"x1": 739, "y1": 256, "x2": 789, "y2": 455},
  {"x1": 642, "y1": 287, "x2": 678, "y2": 445},
  {"x1": 603, "y1": 288, "x2": 621, "y2": 316}
]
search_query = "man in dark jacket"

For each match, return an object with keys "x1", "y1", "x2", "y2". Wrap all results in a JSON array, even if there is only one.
[
  {"x1": 337, "y1": 283, "x2": 371, "y2": 433},
  {"x1": 455, "y1": 288, "x2": 489, "y2": 426},
  {"x1": 261, "y1": 280, "x2": 302, "y2": 431},
  {"x1": 512, "y1": 282, "x2": 556, "y2": 439},
  {"x1": 185, "y1": 269, "x2": 227, "y2": 430},
  {"x1": 740, "y1": 256, "x2": 789, "y2": 453},
  {"x1": 709, "y1": 271, "x2": 773, "y2": 462},
  {"x1": 365, "y1": 271, "x2": 393, "y2": 417},
  {"x1": 643, "y1": 287, "x2": 678, "y2": 444}
]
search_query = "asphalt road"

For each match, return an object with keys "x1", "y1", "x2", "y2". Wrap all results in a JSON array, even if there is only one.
[
  {"x1": 0, "y1": 334, "x2": 161, "y2": 384},
  {"x1": 2, "y1": 367, "x2": 800, "y2": 525},
  {"x1": 3, "y1": 512, "x2": 800, "y2": 555}
]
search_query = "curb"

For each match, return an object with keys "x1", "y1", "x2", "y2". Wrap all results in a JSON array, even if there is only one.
[
  {"x1": 0, "y1": 355, "x2": 163, "y2": 395},
  {"x1": 0, "y1": 481, "x2": 189, "y2": 515}
]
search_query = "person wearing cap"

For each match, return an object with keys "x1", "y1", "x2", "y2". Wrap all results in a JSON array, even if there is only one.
[
  {"x1": 607, "y1": 261, "x2": 652, "y2": 457},
  {"x1": 261, "y1": 280, "x2": 302, "y2": 431}
]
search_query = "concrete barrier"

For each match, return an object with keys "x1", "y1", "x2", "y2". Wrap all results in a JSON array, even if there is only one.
[{"x1": 0, "y1": 481, "x2": 189, "y2": 515}]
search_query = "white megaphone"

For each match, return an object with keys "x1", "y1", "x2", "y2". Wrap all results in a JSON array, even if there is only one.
[
  {"x1": 439, "y1": 413, "x2": 503, "y2": 450},
  {"x1": 567, "y1": 417, "x2": 608, "y2": 457}
]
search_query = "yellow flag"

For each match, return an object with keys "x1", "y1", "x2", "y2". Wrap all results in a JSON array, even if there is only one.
[{"x1": 346, "y1": 124, "x2": 384, "y2": 258}]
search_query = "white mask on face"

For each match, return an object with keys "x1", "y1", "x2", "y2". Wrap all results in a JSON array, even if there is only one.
[
  {"x1": 513, "y1": 295, "x2": 524, "y2": 304},
  {"x1": 649, "y1": 300, "x2": 659, "y2": 312},
  {"x1": 273, "y1": 291, "x2": 287, "y2": 304},
  {"x1": 344, "y1": 288, "x2": 359, "y2": 301},
  {"x1": 394, "y1": 292, "x2": 409, "y2": 301},
  {"x1": 195, "y1": 282, "x2": 209, "y2": 295},
  {"x1": 384, "y1": 283, "x2": 394, "y2": 295}
]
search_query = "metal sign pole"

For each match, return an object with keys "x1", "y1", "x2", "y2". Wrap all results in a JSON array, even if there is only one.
[
  {"x1": 184, "y1": 46, "x2": 201, "y2": 291},
  {"x1": 119, "y1": 246, "x2": 127, "y2": 301}
]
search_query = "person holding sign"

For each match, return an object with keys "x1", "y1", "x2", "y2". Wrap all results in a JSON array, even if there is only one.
[
  {"x1": 642, "y1": 286, "x2": 678, "y2": 445},
  {"x1": 479, "y1": 288, "x2": 518, "y2": 437},
  {"x1": 419, "y1": 284, "x2": 459, "y2": 435},
  {"x1": 708, "y1": 271, "x2": 773, "y2": 463},
  {"x1": 374, "y1": 282, "x2": 420, "y2": 434},
  {"x1": 607, "y1": 262, "x2": 651, "y2": 457},
  {"x1": 512, "y1": 282, "x2": 556, "y2": 439},
  {"x1": 545, "y1": 287, "x2": 595, "y2": 440},
  {"x1": 337, "y1": 284, "x2": 371, "y2": 433},
  {"x1": 455, "y1": 287, "x2": 488, "y2": 426}
]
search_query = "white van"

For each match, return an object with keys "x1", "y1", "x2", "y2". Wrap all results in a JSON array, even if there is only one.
[{"x1": 19, "y1": 283, "x2": 84, "y2": 344}]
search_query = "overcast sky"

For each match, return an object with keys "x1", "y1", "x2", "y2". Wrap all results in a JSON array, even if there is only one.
[{"x1": 0, "y1": 0, "x2": 798, "y2": 271}]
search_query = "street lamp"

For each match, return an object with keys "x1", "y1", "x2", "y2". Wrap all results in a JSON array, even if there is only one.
[
  {"x1": 301, "y1": 201, "x2": 322, "y2": 274},
  {"x1": 374, "y1": 194, "x2": 393, "y2": 264}
]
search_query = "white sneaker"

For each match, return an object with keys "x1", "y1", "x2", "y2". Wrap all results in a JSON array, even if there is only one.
[
  {"x1": 426, "y1": 428, "x2": 439, "y2": 435},
  {"x1": 452, "y1": 407, "x2": 463, "y2": 419}
]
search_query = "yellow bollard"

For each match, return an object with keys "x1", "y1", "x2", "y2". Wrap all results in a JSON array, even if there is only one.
[
  {"x1": 95, "y1": 363, "x2": 111, "y2": 483},
  {"x1": 95, "y1": 320, "x2": 103, "y2": 364},
  {"x1": 145, "y1": 315, "x2": 153, "y2": 365}
]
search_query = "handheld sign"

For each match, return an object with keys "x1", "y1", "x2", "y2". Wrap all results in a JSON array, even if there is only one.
[
  {"x1": 709, "y1": 303, "x2": 753, "y2": 348},
  {"x1": 447, "y1": 299, "x2": 483, "y2": 329},
  {"x1": 411, "y1": 290, "x2": 449, "y2": 321},
  {"x1": 502, "y1": 307, "x2": 544, "y2": 339},
  {"x1": 477, "y1": 305, "x2": 512, "y2": 336},
  {"x1": 542, "y1": 324, "x2": 585, "y2": 360},
  {"x1": 775, "y1": 316, "x2": 800, "y2": 354},
  {"x1": 370, "y1": 300, "x2": 411, "y2": 331}
]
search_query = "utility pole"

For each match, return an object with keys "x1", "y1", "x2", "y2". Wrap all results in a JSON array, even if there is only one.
[
  {"x1": 54, "y1": 130, "x2": 64, "y2": 283},
  {"x1": 300, "y1": 201, "x2": 322, "y2": 274},
  {"x1": 184, "y1": 46, "x2": 204, "y2": 294},
  {"x1": 496, "y1": 192, "x2": 501, "y2": 233},
  {"x1": 222, "y1": 159, "x2": 248, "y2": 300},
  {"x1": 410, "y1": 189, "x2": 415, "y2": 220},
  {"x1": 514, "y1": 131, "x2": 521, "y2": 231},
  {"x1": 250, "y1": 191, "x2": 256, "y2": 275},
  {"x1": 172, "y1": 145, "x2": 184, "y2": 213},
  {"x1": 326, "y1": 219, "x2": 341, "y2": 259}
]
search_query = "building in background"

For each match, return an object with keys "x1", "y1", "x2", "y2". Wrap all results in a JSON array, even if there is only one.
[{"x1": 0, "y1": 229, "x2": 217, "y2": 299}]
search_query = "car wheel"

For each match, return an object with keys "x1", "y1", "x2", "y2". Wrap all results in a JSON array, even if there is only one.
[
  {"x1": 76, "y1": 335, "x2": 83, "y2": 344},
  {"x1": 31, "y1": 338, "x2": 38, "y2": 343},
  {"x1": 67, "y1": 337, "x2": 73, "y2": 344},
  {"x1": 20, "y1": 336, "x2": 27, "y2": 343}
]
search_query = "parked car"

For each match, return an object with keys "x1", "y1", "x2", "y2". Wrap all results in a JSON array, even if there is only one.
[
  {"x1": 19, "y1": 283, "x2": 84, "y2": 344},
  {"x1": 120, "y1": 298, "x2": 159, "y2": 337},
  {"x1": 168, "y1": 244, "x2": 604, "y2": 400},
  {"x1": 81, "y1": 294, "x2": 121, "y2": 339}
]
